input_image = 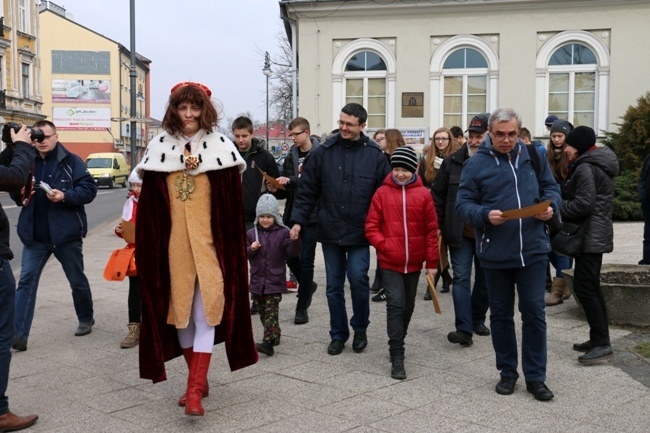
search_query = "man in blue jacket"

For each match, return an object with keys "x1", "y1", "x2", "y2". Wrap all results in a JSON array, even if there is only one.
[
  {"x1": 12, "y1": 120, "x2": 97, "y2": 352},
  {"x1": 456, "y1": 108, "x2": 561, "y2": 402},
  {"x1": 290, "y1": 103, "x2": 390, "y2": 355}
]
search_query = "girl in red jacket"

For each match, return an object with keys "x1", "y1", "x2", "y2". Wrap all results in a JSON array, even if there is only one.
[{"x1": 365, "y1": 146, "x2": 439, "y2": 380}]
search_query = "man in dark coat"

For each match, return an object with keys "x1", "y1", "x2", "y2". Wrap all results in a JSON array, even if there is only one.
[
  {"x1": 231, "y1": 116, "x2": 280, "y2": 230},
  {"x1": 290, "y1": 103, "x2": 391, "y2": 356},
  {"x1": 269, "y1": 116, "x2": 320, "y2": 324},
  {"x1": 13, "y1": 120, "x2": 97, "y2": 351}
]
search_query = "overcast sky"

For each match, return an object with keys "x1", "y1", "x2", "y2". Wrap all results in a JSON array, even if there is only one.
[{"x1": 54, "y1": 0, "x2": 285, "y2": 123}]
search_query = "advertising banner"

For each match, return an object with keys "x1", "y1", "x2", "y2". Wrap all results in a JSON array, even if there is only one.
[
  {"x1": 53, "y1": 107, "x2": 111, "y2": 130},
  {"x1": 52, "y1": 79, "x2": 111, "y2": 103}
]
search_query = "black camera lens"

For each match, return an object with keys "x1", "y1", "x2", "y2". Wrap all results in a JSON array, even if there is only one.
[{"x1": 1, "y1": 122, "x2": 45, "y2": 144}]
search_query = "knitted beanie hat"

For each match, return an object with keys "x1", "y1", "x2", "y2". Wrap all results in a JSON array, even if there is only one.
[
  {"x1": 254, "y1": 193, "x2": 288, "y2": 229},
  {"x1": 390, "y1": 146, "x2": 418, "y2": 173},
  {"x1": 565, "y1": 126, "x2": 596, "y2": 154},
  {"x1": 545, "y1": 114, "x2": 559, "y2": 127},
  {"x1": 550, "y1": 119, "x2": 573, "y2": 135}
]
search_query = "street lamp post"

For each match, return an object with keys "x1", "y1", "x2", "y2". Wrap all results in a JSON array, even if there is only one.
[
  {"x1": 262, "y1": 51, "x2": 272, "y2": 151},
  {"x1": 129, "y1": 0, "x2": 137, "y2": 169}
]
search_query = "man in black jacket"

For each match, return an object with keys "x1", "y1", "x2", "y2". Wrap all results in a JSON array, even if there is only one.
[
  {"x1": 0, "y1": 125, "x2": 38, "y2": 431},
  {"x1": 432, "y1": 113, "x2": 490, "y2": 349},
  {"x1": 290, "y1": 103, "x2": 390, "y2": 356},
  {"x1": 232, "y1": 116, "x2": 280, "y2": 315},
  {"x1": 232, "y1": 116, "x2": 280, "y2": 230},
  {"x1": 268, "y1": 117, "x2": 319, "y2": 324}
]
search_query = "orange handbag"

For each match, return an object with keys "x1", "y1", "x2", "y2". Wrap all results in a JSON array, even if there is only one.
[{"x1": 103, "y1": 247, "x2": 137, "y2": 281}]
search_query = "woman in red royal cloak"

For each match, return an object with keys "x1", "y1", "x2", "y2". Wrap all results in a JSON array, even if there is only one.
[{"x1": 134, "y1": 82, "x2": 258, "y2": 416}]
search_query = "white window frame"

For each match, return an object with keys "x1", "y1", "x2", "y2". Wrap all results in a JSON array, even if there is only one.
[
  {"x1": 21, "y1": 62, "x2": 30, "y2": 99},
  {"x1": 430, "y1": 35, "x2": 499, "y2": 131},
  {"x1": 332, "y1": 38, "x2": 396, "y2": 129},
  {"x1": 535, "y1": 31, "x2": 610, "y2": 136},
  {"x1": 18, "y1": 0, "x2": 28, "y2": 33}
]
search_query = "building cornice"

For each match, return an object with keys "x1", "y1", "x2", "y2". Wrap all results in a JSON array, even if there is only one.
[{"x1": 281, "y1": 0, "x2": 650, "y2": 18}]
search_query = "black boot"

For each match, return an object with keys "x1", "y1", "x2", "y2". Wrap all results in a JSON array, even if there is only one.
[{"x1": 441, "y1": 268, "x2": 452, "y2": 293}]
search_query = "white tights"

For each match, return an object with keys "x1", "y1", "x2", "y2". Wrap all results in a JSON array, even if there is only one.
[{"x1": 177, "y1": 282, "x2": 215, "y2": 353}]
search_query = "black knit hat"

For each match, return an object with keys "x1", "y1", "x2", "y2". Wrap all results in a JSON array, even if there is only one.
[
  {"x1": 544, "y1": 115, "x2": 559, "y2": 127},
  {"x1": 550, "y1": 119, "x2": 573, "y2": 135},
  {"x1": 391, "y1": 146, "x2": 418, "y2": 173},
  {"x1": 565, "y1": 126, "x2": 596, "y2": 154}
]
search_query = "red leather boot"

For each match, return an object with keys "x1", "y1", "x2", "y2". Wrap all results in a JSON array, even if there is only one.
[
  {"x1": 185, "y1": 352, "x2": 212, "y2": 416},
  {"x1": 178, "y1": 348, "x2": 209, "y2": 406}
]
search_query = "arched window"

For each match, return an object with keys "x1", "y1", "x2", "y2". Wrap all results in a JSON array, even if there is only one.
[
  {"x1": 344, "y1": 50, "x2": 387, "y2": 128},
  {"x1": 535, "y1": 31, "x2": 610, "y2": 135},
  {"x1": 547, "y1": 43, "x2": 597, "y2": 128},
  {"x1": 441, "y1": 48, "x2": 488, "y2": 129}
]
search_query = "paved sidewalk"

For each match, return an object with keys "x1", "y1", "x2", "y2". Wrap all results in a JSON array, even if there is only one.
[{"x1": 8, "y1": 221, "x2": 650, "y2": 432}]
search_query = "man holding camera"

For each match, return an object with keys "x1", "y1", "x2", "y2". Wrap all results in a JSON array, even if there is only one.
[
  {"x1": 11, "y1": 120, "x2": 97, "y2": 352},
  {"x1": 0, "y1": 125, "x2": 39, "y2": 431}
]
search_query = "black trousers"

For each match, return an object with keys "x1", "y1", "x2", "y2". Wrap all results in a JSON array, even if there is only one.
[
  {"x1": 127, "y1": 275, "x2": 141, "y2": 323},
  {"x1": 572, "y1": 253, "x2": 610, "y2": 346}
]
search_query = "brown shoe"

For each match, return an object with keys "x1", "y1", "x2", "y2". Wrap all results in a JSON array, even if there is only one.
[
  {"x1": 0, "y1": 410, "x2": 38, "y2": 431},
  {"x1": 559, "y1": 278, "x2": 572, "y2": 300},
  {"x1": 545, "y1": 277, "x2": 564, "y2": 306},
  {"x1": 120, "y1": 323, "x2": 140, "y2": 349}
]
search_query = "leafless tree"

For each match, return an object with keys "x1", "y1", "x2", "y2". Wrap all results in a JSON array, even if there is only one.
[{"x1": 268, "y1": 32, "x2": 295, "y2": 126}]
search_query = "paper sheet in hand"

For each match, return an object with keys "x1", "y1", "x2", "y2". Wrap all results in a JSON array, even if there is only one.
[
  {"x1": 255, "y1": 165, "x2": 285, "y2": 190},
  {"x1": 426, "y1": 273, "x2": 442, "y2": 314},
  {"x1": 501, "y1": 200, "x2": 551, "y2": 220},
  {"x1": 120, "y1": 220, "x2": 136, "y2": 244}
]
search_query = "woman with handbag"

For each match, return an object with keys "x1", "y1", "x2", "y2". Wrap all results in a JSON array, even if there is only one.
[{"x1": 560, "y1": 126, "x2": 619, "y2": 364}]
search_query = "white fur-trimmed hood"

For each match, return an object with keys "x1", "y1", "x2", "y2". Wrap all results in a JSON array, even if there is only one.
[{"x1": 135, "y1": 130, "x2": 246, "y2": 177}]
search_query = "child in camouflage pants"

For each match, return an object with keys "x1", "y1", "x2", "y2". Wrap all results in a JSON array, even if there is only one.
[{"x1": 246, "y1": 194, "x2": 300, "y2": 356}]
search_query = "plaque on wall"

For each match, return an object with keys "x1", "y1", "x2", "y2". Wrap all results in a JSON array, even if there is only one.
[{"x1": 402, "y1": 92, "x2": 424, "y2": 118}]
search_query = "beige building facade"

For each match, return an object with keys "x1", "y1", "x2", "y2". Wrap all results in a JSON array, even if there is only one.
[
  {"x1": 280, "y1": 0, "x2": 650, "y2": 141},
  {"x1": 39, "y1": 1, "x2": 149, "y2": 162},
  {"x1": 0, "y1": 0, "x2": 45, "y2": 135}
]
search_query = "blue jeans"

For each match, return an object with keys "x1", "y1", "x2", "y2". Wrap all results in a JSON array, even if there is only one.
[
  {"x1": 0, "y1": 259, "x2": 15, "y2": 415},
  {"x1": 382, "y1": 269, "x2": 419, "y2": 360},
  {"x1": 14, "y1": 240, "x2": 94, "y2": 341},
  {"x1": 483, "y1": 259, "x2": 548, "y2": 382},
  {"x1": 548, "y1": 250, "x2": 570, "y2": 278},
  {"x1": 286, "y1": 224, "x2": 318, "y2": 310},
  {"x1": 321, "y1": 243, "x2": 370, "y2": 342},
  {"x1": 449, "y1": 237, "x2": 489, "y2": 335}
]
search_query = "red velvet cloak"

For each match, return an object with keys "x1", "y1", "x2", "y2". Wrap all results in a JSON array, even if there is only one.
[{"x1": 135, "y1": 167, "x2": 258, "y2": 383}]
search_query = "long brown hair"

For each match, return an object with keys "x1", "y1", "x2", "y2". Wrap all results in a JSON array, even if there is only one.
[
  {"x1": 383, "y1": 129, "x2": 405, "y2": 156},
  {"x1": 546, "y1": 137, "x2": 569, "y2": 182},
  {"x1": 423, "y1": 127, "x2": 454, "y2": 183},
  {"x1": 162, "y1": 85, "x2": 219, "y2": 135}
]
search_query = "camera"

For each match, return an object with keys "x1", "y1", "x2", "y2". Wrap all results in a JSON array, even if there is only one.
[{"x1": 1, "y1": 122, "x2": 45, "y2": 144}]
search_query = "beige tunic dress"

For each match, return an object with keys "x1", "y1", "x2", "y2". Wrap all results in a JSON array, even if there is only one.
[{"x1": 166, "y1": 171, "x2": 225, "y2": 327}]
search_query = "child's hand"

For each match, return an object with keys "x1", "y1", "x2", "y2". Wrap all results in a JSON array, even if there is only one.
[
  {"x1": 426, "y1": 268, "x2": 438, "y2": 282},
  {"x1": 251, "y1": 241, "x2": 261, "y2": 251},
  {"x1": 115, "y1": 224, "x2": 123, "y2": 234}
]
